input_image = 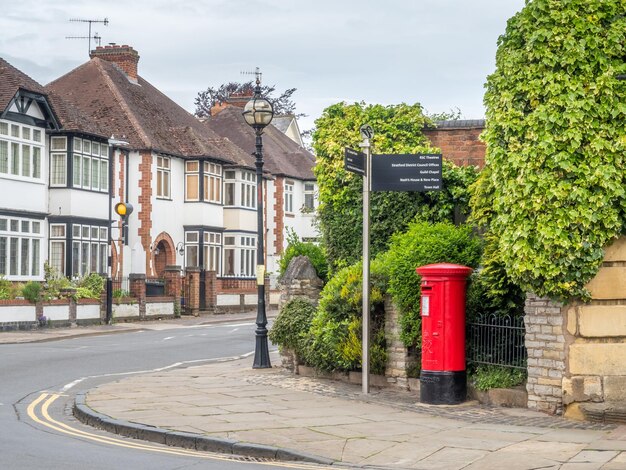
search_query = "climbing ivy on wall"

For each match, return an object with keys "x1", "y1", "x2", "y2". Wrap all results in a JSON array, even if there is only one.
[
  {"x1": 471, "y1": 0, "x2": 626, "y2": 300},
  {"x1": 313, "y1": 102, "x2": 478, "y2": 273}
]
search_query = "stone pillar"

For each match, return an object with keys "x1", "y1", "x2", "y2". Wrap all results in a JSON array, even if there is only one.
[
  {"x1": 163, "y1": 265, "x2": 182, "y2": 316},
  {"x1": 129, "y1": 273, "x2": 147, "y2": 319},
  {"x1": 524, "y1": 293, "x2": 566, "y2": 415},
  {"x1": 204, "y1": 270, "x2": 217, "y2": 313},
  {"x1": 278, "y1": 256, "x2": 323, "y2": 310},
  {"x1": 68, "y1": 297, "x2": 77, "y2": 326},
  {"x1": 185, "y1": 267, "x2": 200, "y2": 316},
  {"x1": 384, "y1": 297, "x2": 416, "y2": 390},
  {"x1": 561, "y1": 236, "x2": 626, "y2": 422}
]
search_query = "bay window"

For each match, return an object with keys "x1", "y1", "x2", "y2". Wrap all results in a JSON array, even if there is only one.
[{"x1": 0, "y1": 215, "x2": 44, "y2": 279}]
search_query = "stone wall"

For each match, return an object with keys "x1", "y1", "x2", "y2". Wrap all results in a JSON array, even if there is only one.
[
  {"x1": 384, "y1": 297, "x2": 418, "y2": 390},
  {"x1": 524, "y1": 293, "x2": 566, "y2": 415},
  {"x1": 526, "y1": 236, "x2": 626, "y2": 421},
  {"x1": 562, "y1": 236, "x2": 626, "y2": 421}
]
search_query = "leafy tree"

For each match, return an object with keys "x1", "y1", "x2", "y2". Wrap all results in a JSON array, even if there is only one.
[
  {"x1": 194, "y1": 81, "x2": 302, "y2": 118},
  {"x1": 313, "y1": 101, "x2": 478, "y2": 273},
  {"x1": 471, "y1": 0, "x2": 626, "y2": 300}
]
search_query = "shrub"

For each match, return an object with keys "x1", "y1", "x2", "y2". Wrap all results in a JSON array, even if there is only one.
[
  {"x1": 42, "y1": 263, "x2": 72, "y2": 301},
  {"x1": 301, "y1": 257, "x2": 388, "y2": 374},
  {"x1": 21, "y1": 282, "x2": 42, "y2": 304},
  {"x1": 113, "y1": 289, "x2": 131, "y2": 299},
  {"x1": 385, "y1": 221, "x2": 482, "y2": 348},
  {"x1": 74, "y1": 273, "x2": 105, "y2": 299},
  {"x1": 471, "y1": 365, "x2": 526, "y2": 391},
  {"x1": 279, "y1": 229, "x2": 328, "y2": 282},
  {"x1": 0, "y1": 276, "x2": 12, "y2": 300},
  {"x1": 269, "y1": 298, "x2": 316, "y2": 354}
]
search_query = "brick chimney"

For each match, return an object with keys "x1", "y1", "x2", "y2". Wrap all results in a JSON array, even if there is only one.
[
  {"x1": 210, "y1": 91, "x2": 254, "y2": 116},
  {"x1": 90, "y1": 44, "x2": 140, "y2": 80}
]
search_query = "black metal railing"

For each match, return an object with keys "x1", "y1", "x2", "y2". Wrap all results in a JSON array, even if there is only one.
[
  {"x1": 111, "y1": 277, "x2": 130, "y2": 297},
  {"x1": 467, "y1": 313, "x2": 527, "y2": 369}
]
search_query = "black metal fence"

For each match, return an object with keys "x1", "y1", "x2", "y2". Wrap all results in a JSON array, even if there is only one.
[
  {"x1": 467, "y1": 313, "x2": 527, "y2": 369},
  {"x1": 111, "y1": 277, "x2": 130, "y2": 296}
]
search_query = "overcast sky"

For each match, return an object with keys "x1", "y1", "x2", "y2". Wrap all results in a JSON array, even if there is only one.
[{"x1": 1, "y1": 0, "x2": 525, "y2": 132}]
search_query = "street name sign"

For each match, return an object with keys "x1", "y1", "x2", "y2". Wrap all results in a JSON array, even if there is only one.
[
  {"x1": 371, "y1": 153, "x2": 442, "y2": 192},
  {"x1": 344, "y1": 147, "x2": 366, "y2": 176}
]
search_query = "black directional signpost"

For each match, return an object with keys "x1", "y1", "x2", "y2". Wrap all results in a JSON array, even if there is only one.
[
  {"x1": 371, "y1": 153, "x2": 442, "y2": 192},
  {"x1": 344, "y1": 148, "x2": 366, "y2": 176},
  {"x1": 346, "y1": 128, "x2": 443, "y2": 396}
]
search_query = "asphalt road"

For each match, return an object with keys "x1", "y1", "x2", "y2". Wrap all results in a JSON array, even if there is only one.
[{"x1": 0, "y1": 319, "x2": 322, "y2": 470}]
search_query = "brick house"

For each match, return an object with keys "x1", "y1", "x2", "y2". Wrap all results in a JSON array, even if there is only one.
[
  {"x1": 44, "y1": 44, "x2": 318, "y2": 285},
  {"x1": 0, "y1": 59, "x2": 115, "y2": 282}
]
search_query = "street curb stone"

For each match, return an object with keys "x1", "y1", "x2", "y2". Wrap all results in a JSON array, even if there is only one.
[{"x1": 73, "y1": 393, "x2": 334, "y2": 465}]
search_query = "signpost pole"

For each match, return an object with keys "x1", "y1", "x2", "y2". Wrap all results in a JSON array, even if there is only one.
[{"x1": 359, "y1": 125, "x2": 373, "y2": 395}]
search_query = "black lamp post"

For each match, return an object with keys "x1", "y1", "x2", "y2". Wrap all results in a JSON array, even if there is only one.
[{"x1": 242, "y1": 76, "x2": 274, "y2": 369}]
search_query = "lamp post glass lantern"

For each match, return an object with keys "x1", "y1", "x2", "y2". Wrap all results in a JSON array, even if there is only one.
[{"x1": 243, "y1": 77, "x2": 274, "y2": 369}]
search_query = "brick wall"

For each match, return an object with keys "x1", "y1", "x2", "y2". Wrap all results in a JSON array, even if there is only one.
[
  {"x1": 273, "y1": 177, "x2": 285, "y2": 255},
  {"x1": 423, "y1": 121, "x2": 486, "y2": 168},
  {"x1": 138, "y1": 151, "x2": 153, "y2": 275},
  {"x1": 115, "y1": 150, "x2": 126, "y2": 277}
]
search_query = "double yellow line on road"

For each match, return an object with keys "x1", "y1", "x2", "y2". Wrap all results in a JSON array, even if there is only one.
[{"x1": 26, "y1": 393, "x2": 327, "y2": 469}]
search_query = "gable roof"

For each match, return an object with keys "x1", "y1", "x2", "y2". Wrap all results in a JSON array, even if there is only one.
[
  {"x1": 0, "y1": 58, "x2": 47, "y2": 112},
  {"x1": 0, "y1": 57, "x2": 61, "y2": 130},
  {"x1": 46, "y1": 58, "x2": 251, "y2": 164},
  {"x1": 205, "y1": 106, "x2": 315, "y2": 180}
]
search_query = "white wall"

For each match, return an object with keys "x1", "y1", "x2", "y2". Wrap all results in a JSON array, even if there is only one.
[
  {"x1": 48, "y1": 188, "x2": 109, "y2": 220},
  {"x1": 0, "y1": 178, "x2": 47, "y2": 213}
]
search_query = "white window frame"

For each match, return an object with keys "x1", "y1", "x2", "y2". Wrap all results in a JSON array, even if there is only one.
[
  {"x1": 70, "y1": 138, "x2": 108, "y2": 192},
  {"x1": 221, "y1": 234, "x2": 256, "y2": 277},
  {"x1": 285, "y1": 180, "x2": 294, "y2": 214},
  {"x1": 0, "y1": 215, "x2": 44, "y2": 280},
  {"x1": 157, "y1": 156, "x2": 171, "y2": 199},
  {"x1": 0, "y1": 120, "x2": 45, "y2": 182},
  {"x1": 303, "y1": 182, "x2": 316, "y2": 212},
  {"x1": 241, "y1": 171, "x2": 256, "y2": 209},
  {"x1": 203, "y1": 162, "x2": 222, "y2": 204},
  {"x1": 185, "y1": 161, "x2": 200, "y2": 201}
]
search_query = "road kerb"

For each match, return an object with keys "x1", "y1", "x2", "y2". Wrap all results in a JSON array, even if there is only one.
[{"x1": 73, "y1": 393, "x2": 335, "y2": 465}]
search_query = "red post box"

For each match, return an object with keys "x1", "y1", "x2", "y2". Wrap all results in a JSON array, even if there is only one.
[{"x1": 416, "y1": 263, "x2": 473, "y2": 405}]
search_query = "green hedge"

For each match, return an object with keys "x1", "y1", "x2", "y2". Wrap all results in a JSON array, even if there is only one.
[{"x1": 385, "y1": 221, "x2": 483, "y2": 348}]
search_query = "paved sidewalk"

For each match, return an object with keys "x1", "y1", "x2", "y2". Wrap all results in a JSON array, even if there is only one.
[{"x1": 80, "y1": 352, "x2": 626, "y2": 469}]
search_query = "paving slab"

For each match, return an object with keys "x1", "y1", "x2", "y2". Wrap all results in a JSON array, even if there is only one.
[{"x1": 77, "y1": 352, "x2": 626, "y2": 468}]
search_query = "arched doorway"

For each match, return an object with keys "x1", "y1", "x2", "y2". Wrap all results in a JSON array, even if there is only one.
[{"x1": 151, "y1": 232, "x2": 175, "y2": 277}]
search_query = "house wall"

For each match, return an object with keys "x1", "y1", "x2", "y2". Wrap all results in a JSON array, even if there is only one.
[{"x1": 48, "y1": 189, "x2": 109, "y2": 220}]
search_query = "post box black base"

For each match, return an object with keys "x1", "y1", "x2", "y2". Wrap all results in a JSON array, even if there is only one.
[{"x1": 420, "y1": 370, "x2": 466, "y2": 405}]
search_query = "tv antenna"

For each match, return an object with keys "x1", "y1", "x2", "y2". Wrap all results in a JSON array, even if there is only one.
[
  {"x1": 241, "y1": 67, "x2": 263, "y2": 85},
  {"x1": 67, "y1": 17, "x2": 109, "y2": 56}
]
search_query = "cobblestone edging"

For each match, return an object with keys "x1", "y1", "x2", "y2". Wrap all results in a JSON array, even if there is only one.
[
  {"x1": 73, "y1": 393, "x2": 334, "y2": 466},
  {"x1": 524, "y1": 293, "x2": 566, "y2": 415},
  {"x1": 243, "y1": 371, "x2": 615, "y2": 431}
]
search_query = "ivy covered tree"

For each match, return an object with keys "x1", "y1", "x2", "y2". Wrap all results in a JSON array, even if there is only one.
[
  {"x1": 313, "y1": 102, "x2": 478, "y2": 272},
  {"x1": 471, "y1": 0, "x2": 626, "y2": 300}
]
